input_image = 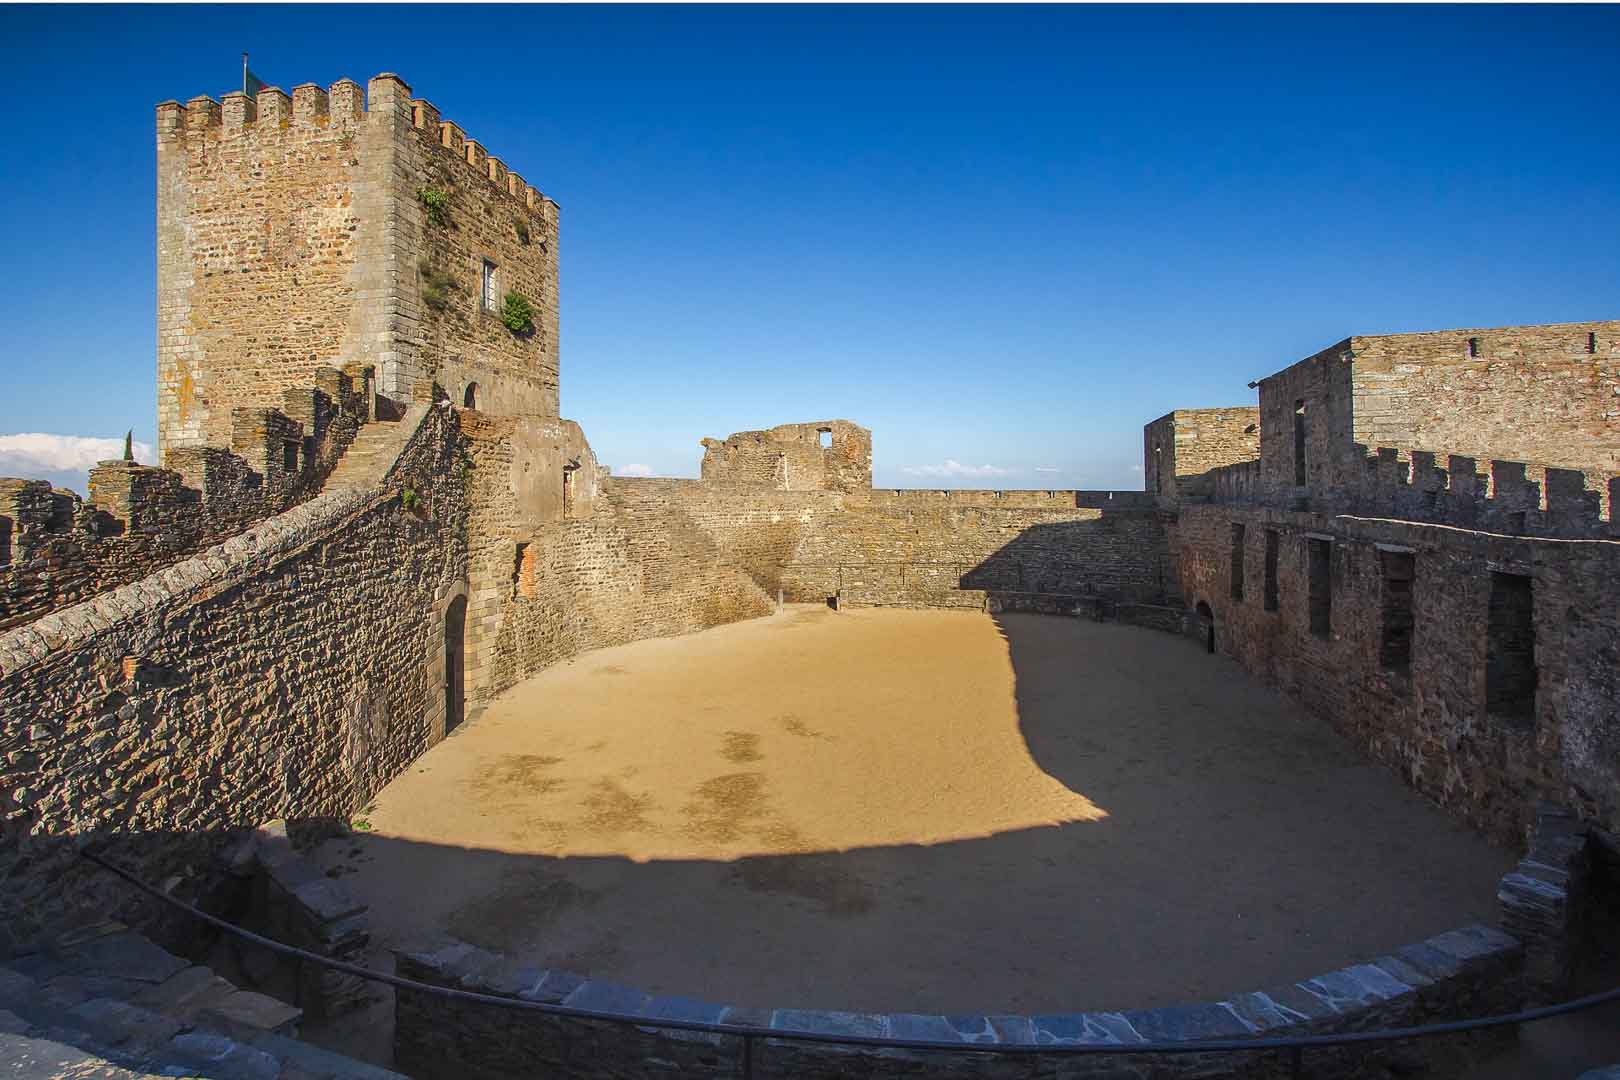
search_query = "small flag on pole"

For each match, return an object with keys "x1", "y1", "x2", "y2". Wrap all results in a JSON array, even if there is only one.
[{"x1": 242, "y1": 52, "x2": 264, "y2": 97}]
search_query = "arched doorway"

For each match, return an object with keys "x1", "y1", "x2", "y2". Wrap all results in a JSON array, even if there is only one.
[
  {"x1": 1195, "y1": 601, "x2": 1215, "y2": 654},
  {"x1": 463, "y1": 382, "x2": 479, "y2": 410},
  {"x1": 444, "y1": 594, "x2": 467, "y2": 734}
]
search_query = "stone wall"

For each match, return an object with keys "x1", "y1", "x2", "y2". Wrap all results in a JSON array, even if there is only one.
[
  {"x1": 1212, "y1": 443, "x2": 1620, "y2": 540},
  {"x1": 700, "y1": 421, "x2": 873, "y2": 492},
  {"x1": 780, "y1": 489, "x2": 1172, "y2": 607},
  {"x1": 450, "y1": 464, "x2": 1174, "y2": 706},
  {"x1": 1255, "y1": 339, "x2": 1358, "y2": 501},
  {"x1": 1349, "y1": 321, "x2": 1620, "y2": 475},
  {"x1": 392, "y1": 924, "x2": 1522, "y2": 1080},
  {"x1": 1143, "y1": 408, "x2": 1261, "y2": 502},
  {"x1": 156, "y1": 83, "x2": 372, "y2": 455},
  {"x1": 0, "y1": 406, "x2": 470, "y2": 942},
  {"x1": 1173, "y1": 503, "x2": 1620, "y2": 843},
  {"x1": 1, "y1": 368, "x2": 376, "y2": 631},
  {"x1": 473, "y1": 475, "x2": 778, "y2": 706},
  {"x1": 1253, "y1": 321, "x2": 1620, "y2": 502},
  {"x1": 156, "y1": 73, "x2": 558, "y2": 456},
  {"x1": 399, "y1": 82, "x2": 560, "y2": 420}
]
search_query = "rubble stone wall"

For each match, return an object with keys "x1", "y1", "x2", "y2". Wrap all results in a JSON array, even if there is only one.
[
  {"x1": 2, "y1": 369, "x2": 375, "y2": 631},
  {"x1": 1173, "y1": 503, "x2": 1620, "y2": 843},
  {"x1": 1143, "y1": 408, "x2": 1261, "y2": 502},
  {"x1": 0, "y1": 408, "x2": 469, "y2": 942}
]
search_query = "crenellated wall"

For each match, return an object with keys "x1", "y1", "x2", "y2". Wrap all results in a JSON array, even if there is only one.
[
  {"x1": 1, "y1": 367, "x2": 376, "y2": 630},
  {"x1": 156, "y1": 73, "x2": 558, "y2": 457},
  {"x1": 402, "y1": 87, "x2": 560, "y2": 420},
  {"x1": 1252, "y1": 321, "x2": 1620, "y2": 503},
  {"x1": 1151, "y1": 319, "x2": 1620, "y2": 850},
  {"x1": 1215, "y1": 444, "x2": 1620, "y2": 539},
  {"x1": 0, "y1": 405, "x2": 470, "y2": 941}
]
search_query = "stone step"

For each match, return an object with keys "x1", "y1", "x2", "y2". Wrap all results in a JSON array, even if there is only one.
[{"x1": 2, "y1": 923, "x2": 402, "y2": 1080}]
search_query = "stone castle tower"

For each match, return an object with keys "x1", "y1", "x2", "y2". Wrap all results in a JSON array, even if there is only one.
[{"x1": 155, "y1": 73, "x2": 560, "y2": 460}]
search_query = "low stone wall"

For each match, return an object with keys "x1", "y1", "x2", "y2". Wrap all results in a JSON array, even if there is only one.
[
  {"x1": 1497, "y1": 806, "x2": 1595, "y2": 1003},
  {"x1": 393, "y1": 925, "x2": 1523, "y2": 1080},
  {"x1": 983, "y1": 590, "x2": 1106, "y2": 619}
]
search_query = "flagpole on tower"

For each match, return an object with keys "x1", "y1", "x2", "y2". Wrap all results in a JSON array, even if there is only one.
[{"x1": 242, "y1": 52, "x2": 249, "y2": 95}]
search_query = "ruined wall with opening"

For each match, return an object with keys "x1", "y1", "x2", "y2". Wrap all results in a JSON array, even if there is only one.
[
  {"x1": 700, "y1": 421, "x2": 873, "y2": 492},
  {"x1": 1174, "y1": 503, "x2": 1620, "y2": 843},
  {"x1": 0, "y1": 407, "x2": 470, "y2": 943}
]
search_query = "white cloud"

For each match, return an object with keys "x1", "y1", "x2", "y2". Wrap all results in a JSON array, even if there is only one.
[
  {"x1": 900, "y1": 459, "x2": 1011, "y2": 479},
  {"x1": 0, "y1": 433, "x2": 152, "y2": 495},
  {"x1": 614, "y1": 463, "x2": 655, "y2": 478},
  {"x1": 1034, "y1": 466, "x2": 1060, "y2": 474},
  {"x1": 1130, "y1": 464, "x2": 1144, "y2": 473}
]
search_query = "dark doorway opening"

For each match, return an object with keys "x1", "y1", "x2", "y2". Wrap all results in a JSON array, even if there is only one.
[
  {"x1": 444, "y1": 594, "x2": 467, "y2": 735},
  {"x1": 463, "y1": 383, "x2": 479, "y2": 410},
  {"x1": 1195, "y1": 601, "x2": 1215, "y2": 654}
]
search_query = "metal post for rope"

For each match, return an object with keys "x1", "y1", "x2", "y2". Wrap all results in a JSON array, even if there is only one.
[{"x1": 742, "y1": 1031, "x2": 754, "y2": 1080}]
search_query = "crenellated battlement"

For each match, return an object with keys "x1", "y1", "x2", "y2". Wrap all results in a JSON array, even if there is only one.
[
  {"x1": 156, "y1": 73, "x2": 557, "y2": 223},
  {"x1": 405, "y1": 95, "x2": 557, "y2": 223},
  {"x1": 0, "y1": 366, "x2": 377, "y2": 630},
  {"x1": 1197, "y1": 445, "x2": 1619, "y2": 539},
  {"x1": 157, "y1": 77, "x2": 367, "y2": 140}
]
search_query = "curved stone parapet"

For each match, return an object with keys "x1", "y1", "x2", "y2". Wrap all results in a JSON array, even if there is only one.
[{"x1": 393, "y1": 923, "x2": 1523, "y2": 1079}]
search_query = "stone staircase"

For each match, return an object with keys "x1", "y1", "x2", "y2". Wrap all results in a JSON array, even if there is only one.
[
  {"x1": 0, "y1": 920, "x2": 402, "y2": 1080},
  {"x1": 322, "y1": 405, "x2": 431, "y2": 493}
]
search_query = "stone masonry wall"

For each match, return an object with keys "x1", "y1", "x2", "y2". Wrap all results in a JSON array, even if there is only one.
[
  {"x1": 700, "y1": 421, "x2": 873, "y2": 492},
  {"x1": 397, "y1": 81, "x2": 560, "y2": 420},
  {"x1": 456, "y1": 463, "x2": 1171, "y2": 705},
  {"x1": 1143, "y1": 408, "x2": 1261, "y2": 503},
  {"x1": 1253, "y1": 321, "x2": 1620, "y2": 503},
  {"x1": 1174, "y1": 503, "x2": 1620, "y2": 843},
  {"x1": 157, "y1": 73, "x2": 558, "y2": 457},
  {"x1": 156, "y1": 83, "x2": 374, "y2": 455},
  {"x1": 1349, "y1": 320, "x2": 1620, "y2": 474},
  {"x1": 2, "y1": 369, "x2": 376, "y2": 631},
  {"x1": 391, "y1": 923, "x2": 1522, "y2": 1080},
  {"x1": 475, "y1": 476, "x2": 777, "y2": 705},
  {"x1": 0, "y1": 406, "x2": 469, "y2": 943},
  {"x1": 778, "y1": 489, "x2": 1173, "y2": 607},
  {"x1": 1255, "y1": 339, "x2": 1358, "y2": 500}
]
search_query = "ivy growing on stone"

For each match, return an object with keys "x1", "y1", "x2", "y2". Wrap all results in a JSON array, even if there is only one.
[
  {"x1": 419, "y1": 261, "x2": 459, "y2": 314},
  {"x1": 501, "y1": 291, "x2": 536, "y2": 335},
  {"x1": 417, "y1": 186, "x2": 451, "y2": 227}
]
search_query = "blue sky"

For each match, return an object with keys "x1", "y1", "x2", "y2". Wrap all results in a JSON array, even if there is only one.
[{"x1": 2, "y1": 4, "x2": 1617, "y2": 492}]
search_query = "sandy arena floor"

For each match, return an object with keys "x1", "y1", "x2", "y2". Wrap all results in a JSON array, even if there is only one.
[{"x1": 318, "y1": 606, "x2": 1513, "y2": 1017}]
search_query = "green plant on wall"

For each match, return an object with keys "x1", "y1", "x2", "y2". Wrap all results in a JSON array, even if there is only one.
[
  {"x1": 501, "y1": 291, "x2": 536, "y2": 335},
  {"x1": 417, "y1": 185, "x2": 451, "y2": 227},
  {"x1": 419, "y1": 260, "x2": 459, "y2": 314},
  {"x1": 401, "y1": 487, "x2": 420, "y2": 512},
  {"x1": 514, "y1": 218, "x2": 531, "y2": 245}
]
